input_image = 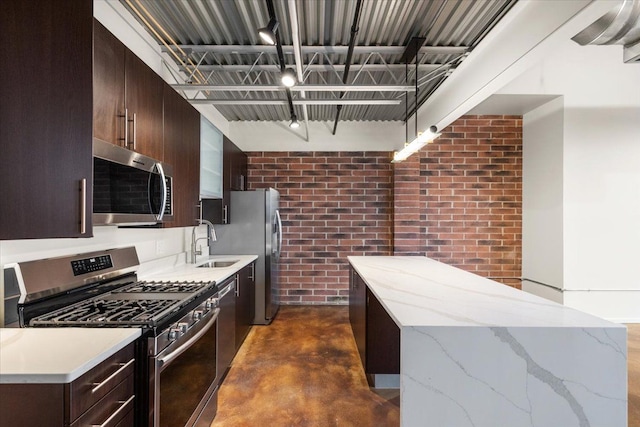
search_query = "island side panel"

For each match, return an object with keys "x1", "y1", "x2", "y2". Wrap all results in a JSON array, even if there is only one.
[{"x1": 401, "y1": 326, "x2": 627, "y2": 427}]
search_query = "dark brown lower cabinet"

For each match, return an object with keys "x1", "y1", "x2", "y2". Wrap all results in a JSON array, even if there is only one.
[
  {"x1": 349, "y1": 266, "x2": 400, "y2": 386},
  {"x1": 0, "y1": 344, "x2": 135, "y2": 427},
  {"x1": 235, "y1": 263, "x2": 255, "y2": 350}
]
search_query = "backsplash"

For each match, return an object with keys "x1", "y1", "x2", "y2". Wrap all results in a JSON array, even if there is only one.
[{"x1": 247, "y1": 115, "x2": 523, "y2": 304}]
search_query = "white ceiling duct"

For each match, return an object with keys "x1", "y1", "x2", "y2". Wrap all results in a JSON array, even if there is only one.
[{"x1": 572, "y1": 0, "x2": 640, "y2": 63}]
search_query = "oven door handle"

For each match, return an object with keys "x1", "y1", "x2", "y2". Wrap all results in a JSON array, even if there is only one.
[{"x1": 157, "y1": 308, "x2": 220, "y2": 371}]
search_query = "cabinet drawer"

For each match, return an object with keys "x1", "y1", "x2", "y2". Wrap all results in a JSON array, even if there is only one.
[
  {"x1": 68, "y1": 344, "x2": 135, "y2": 421},
  {"x1": 71, "y1": 374, "x2": 134, "y2": 427}
]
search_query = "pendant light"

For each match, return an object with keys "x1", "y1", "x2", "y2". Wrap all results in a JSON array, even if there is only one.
[
  {"x1": 392, "y1": 37, "x2": 440, "y2": 163},
  {"x1": 258, "y1": 17, "x2": 279, "y2": 45},
  {"x1": 281, "y1": 68, "x2": 297, "y2": 88},
  {"x1": 289, "y1": 114, "x2": 300, "y2": 129}
]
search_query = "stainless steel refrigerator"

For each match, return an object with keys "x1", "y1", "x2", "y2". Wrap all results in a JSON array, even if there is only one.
[{"x1": 210, "y1": 188, "x2": 282, "y2": 324}]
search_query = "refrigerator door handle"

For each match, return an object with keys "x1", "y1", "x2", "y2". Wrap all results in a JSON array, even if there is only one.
[{"x1": 275, "y1": 209, "x2": 283, "y2": 258}]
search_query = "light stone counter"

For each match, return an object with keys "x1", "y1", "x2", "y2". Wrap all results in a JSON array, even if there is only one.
[
  {"x1": 140, "y1": 255, "x2": 257, "y2": 284},
  {"x1": 0, "y1": 328, "x2": 140, "y2": 383},
  {"x1": 0, "y1": 255, "x2": 256, "y2": 385},
  {"x1": 348, "y1": 256, "x2": 627, "y2": 427}
]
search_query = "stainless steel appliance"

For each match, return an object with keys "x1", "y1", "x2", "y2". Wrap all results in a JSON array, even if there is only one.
[
  {"x1": 209, "y1": 188, "x2": 282, "y2": 325},
  {"x1": 93, "y1": 138, "x2": 173, "y2": 226},
  {"x1": 4, "y1": 247, "x2": 220, "y2": 427}
]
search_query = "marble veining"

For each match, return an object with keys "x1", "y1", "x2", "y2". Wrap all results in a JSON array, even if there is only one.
[
  {"x1": 349, "y1": 256, "x2": 627, "y2": 427},
  {"x1": 491, "y1": 327, "x2": 588, "y2": 427}
]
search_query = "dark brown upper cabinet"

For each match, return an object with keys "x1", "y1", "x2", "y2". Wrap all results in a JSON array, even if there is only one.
[
  {"x1": 163, "y1": 83, "x2": 200, "y2": 228},
  {"x1": 0, "y1": 0, "x2": 93, "y2": 239},
  {"x1": 93, "y1": 20, "x2": 163, "y2": 160}
]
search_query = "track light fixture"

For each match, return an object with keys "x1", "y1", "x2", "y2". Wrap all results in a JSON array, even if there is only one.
[
  {"x1": 281, "y1": 68, "x2": 297, "y2": 88},
  {"x1": 392, "y1": 126, "x2": 440, "y2": 162},
  {"x1": 258, "y1": 17, "x2": 279, "y2": 45},
  {"x1": 289, "y1": 115, "x2": 300, "y2": 129}
]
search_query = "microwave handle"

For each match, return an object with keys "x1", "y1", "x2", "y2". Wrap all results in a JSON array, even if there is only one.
[{"x1": 155, "y1": 162, "x2": 167, "y2": 221}]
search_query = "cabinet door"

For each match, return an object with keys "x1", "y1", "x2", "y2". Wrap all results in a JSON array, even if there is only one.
[
  {"x1": 201, "y1": 137, "x2": 232, "y2": 224},
  {"x1": 93, "y1": 20, "x2": 125, "y2": 146},
  {"x1": 229, "y1": 141, "x2": 248, "y2": 191},
  {"x1": 200, "y1": 116, "x2": 223, "y2": 199},
  {"x1": 0, "y1": 0, "x2": 93, "y2": 239},
  {"x1": 349, "y1": 268, "x2": 367, "y2": 369},
  {"x1": 236, "y1": 263, "x2": 255, "y2": 349},
  {"x1": 124, "y1": 50, "x2": 164, "y2": 160},
  {"x1": 163, "y1": 84, "x2": 200, "y2": 227},
  {"x1": 366, "y1": 287, "x2": 400, "y2": 375}
]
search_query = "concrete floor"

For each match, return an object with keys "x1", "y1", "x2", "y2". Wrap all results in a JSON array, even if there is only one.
[
  {"x1": 629, "y1": 323, "x2": 640, "y2": 427},
  {"x1": 212, "y1": 306, "x2": 640, "y2": 427},
  {"x1": 211, "y1": 306, "x2": 399, "y2": 427}
]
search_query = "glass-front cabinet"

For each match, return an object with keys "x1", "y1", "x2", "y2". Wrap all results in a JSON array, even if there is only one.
[{"x1": 200, "y1": 116, "x2": 223, "y2": 199}]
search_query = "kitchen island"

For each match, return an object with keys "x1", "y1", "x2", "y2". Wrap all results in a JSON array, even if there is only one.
[{"x1": 348, "y1": 256, "x2": 627, "y2": 427}]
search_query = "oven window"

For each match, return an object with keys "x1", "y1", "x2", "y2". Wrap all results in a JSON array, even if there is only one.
[{"x1": 159, "y1": 321, "x2": 218, "y2": 427}]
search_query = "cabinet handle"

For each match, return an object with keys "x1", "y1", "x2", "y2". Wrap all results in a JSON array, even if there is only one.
[
  {"x1": 80, "y1": 178, "x2": 87, "y2": 234},
  {"x1": 240, "y1": 174, "x2": 245, "y2": 190},
  {"x1": 250, "y1": 263, "x2": 255, "y2": 281},
  {"x1": 118, "y1": 108, "x2": 128, "y2": 148},
  {"x1": 91, "y1": 358, "x2": 134, "y2": 394},
  {"x1": 91, "y1": 395, "x2": 134, "y2": 427},
  {"x1": 235, "y1": 274, "x2": 240, "y2": 297},
  {"x1": 223, "y1": 205, "x2": 228, "y2": 224},
  {"x1": 131, "y1": 112, "x2": 137, "y2": 151}
]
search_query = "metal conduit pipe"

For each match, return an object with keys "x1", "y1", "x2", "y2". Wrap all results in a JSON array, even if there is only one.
[
  {"x1": 332, "y1": 0, "x2": 364, "y2": 135},
  {"x1": 288, "y1": 0, "x2": 309, "y2": 141},
  {"x1": 264, "y1": 0, "x2": 296, "y2": 122}
]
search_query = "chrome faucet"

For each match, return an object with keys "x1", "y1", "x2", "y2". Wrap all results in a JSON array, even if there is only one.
[{"x1": 190, "y1": 219, "x2": 217, "y2": 264}]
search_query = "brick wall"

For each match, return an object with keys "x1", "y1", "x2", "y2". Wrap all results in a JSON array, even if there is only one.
[
  {"x1": 246, "y1": 115, "x2": 522, "y2": 304},
  {"x1": 247, "y1": 152, "x2": 393, "y2": 304},
  {"x1": 420, "y1": 115, "x2": 522, "y2": 288}
]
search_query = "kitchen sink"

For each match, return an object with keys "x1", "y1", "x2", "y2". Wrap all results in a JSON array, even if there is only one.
[{"x1": 197, "y1": 260, "x2": 239, "y2": 268}]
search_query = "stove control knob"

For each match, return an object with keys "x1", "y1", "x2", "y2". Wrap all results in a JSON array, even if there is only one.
[
  {"x1": 205, "y1": 298, "x2": 218, "y2": 310},
  {"x1": 177, "y1": 322, "x2": 189, "y2": 334},
  {"x1": 168, "y1": 328, "x2": 180, "y2": 341},
  {"x1": 193, "y1": 310, "x2": 203, "y2": 321}
]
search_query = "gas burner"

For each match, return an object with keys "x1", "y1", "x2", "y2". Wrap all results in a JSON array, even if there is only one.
[
  {"x1": 30, "y1": 298, "x2": 181, "y2": 326},
  {"x1": 119, "y1": 280, "x2": 210, "y2": 294}
]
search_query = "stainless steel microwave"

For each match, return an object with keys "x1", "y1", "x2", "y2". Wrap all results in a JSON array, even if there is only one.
[{"x1": 93, "y1": 138, "x2": 173, "y2": 226}]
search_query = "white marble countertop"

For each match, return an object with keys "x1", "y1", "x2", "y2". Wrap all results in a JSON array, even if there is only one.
[
  {"x1": 140, "y1": 254, "x2": 258, "y2": 283},
  {"x1": 0, "y1": 328, "x2": 140, "y2": 384},
  {"x1": 348, "y1": 256, "x2": 623, "y2": 329},
  {"x1": 348, "y1": 256, "x2": 627, "y2": 427}
]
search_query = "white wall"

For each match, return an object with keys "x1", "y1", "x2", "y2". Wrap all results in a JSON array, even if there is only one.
[
  {"x1": 501, "y1": 41, "x2": 640, "y2": 322},
  {"x1": 229, "y1": 120, "x2": 404, "y2": 152},
  {"x1": 521, "y1": 97, "x2": 564, "y2": 303}
]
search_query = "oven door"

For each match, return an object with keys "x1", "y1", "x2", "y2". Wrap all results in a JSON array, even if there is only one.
[{"x1": 151, "y1": 308, "x2": 220, "y2": 427}]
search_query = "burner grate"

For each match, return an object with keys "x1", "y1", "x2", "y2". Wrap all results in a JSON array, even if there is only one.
[
  {"x1": 30, "y1": 298, "x2": 181, "y2": 326},
  {"x1": 118, "y1": 280, "x2": 211, "y2": 294}
]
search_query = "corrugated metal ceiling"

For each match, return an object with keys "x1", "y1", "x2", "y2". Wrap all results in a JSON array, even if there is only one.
[{"x1": 120, "y1": 0, "x2": 517, "y2": 123}]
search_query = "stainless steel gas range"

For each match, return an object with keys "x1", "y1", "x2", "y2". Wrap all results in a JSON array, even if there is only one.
[{"x1": 3, "y1": 247, "x2": 223, "y2": 427}]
